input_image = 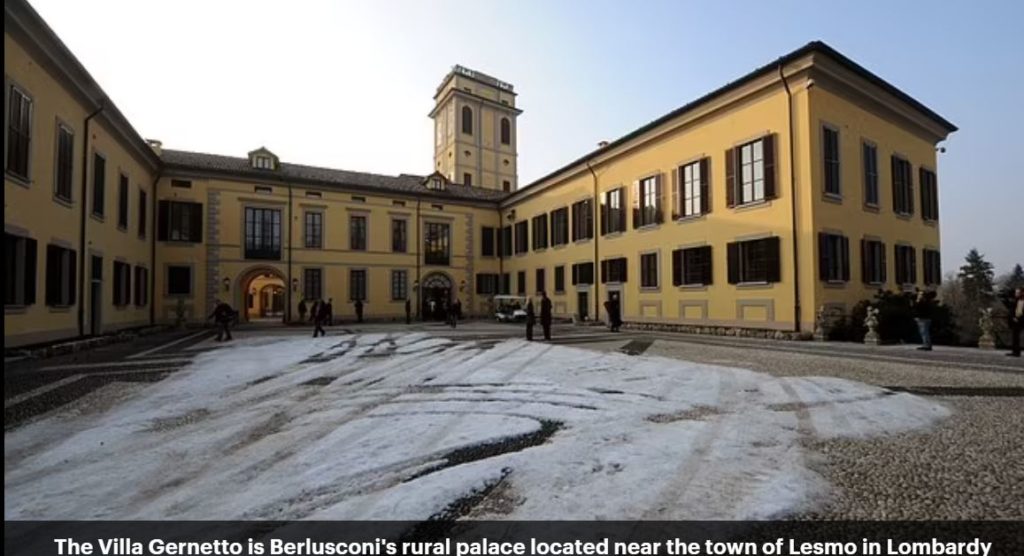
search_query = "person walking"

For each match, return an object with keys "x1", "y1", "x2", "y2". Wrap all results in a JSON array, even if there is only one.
[
  {"x1": 298, "y1": 299, "x2": 307, "y2": 323},
  {"x1": 208, "y1": 299, "x2": 236, "y2": 342},
  {"x1": 913, "y1": 290, "x2": 936, "y2": 351},
  {"x1": 447, "y1": 299, "x2": 458, "y2": 329},
  {"x1": 312, "y1": 300, "x2": 326, "y2": 338},
  {"x1": 405, "y1": 298, "x2": 412, "y2": 324},
  {"x1": 540, "y1": 291, "x2": 553, "y2": 341},
  {"x1": 1009, "y1": 287, "x2": 1023, "y2": 357},
  {"x1": 606, "y1": 294, "x2": 623, "y2": 332},
  {"x1": 525, "y1": 299, "x2": 536, "y2": 341},
  {"x1": 324, "y1": 298, "x2": 334, "y2": 326},
  {"x1": 354, "y1": 299, "x2": 364, "y2": 323},
  {"x1": 453, "y1": 298, "x2": 462, "y2": 321}
]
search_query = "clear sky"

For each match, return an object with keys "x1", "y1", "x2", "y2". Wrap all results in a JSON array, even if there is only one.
[{"x1": 26, "y1": 0, "x2": 1023, "y2": 274}]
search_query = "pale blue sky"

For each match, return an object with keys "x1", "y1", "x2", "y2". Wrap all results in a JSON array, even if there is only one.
[{"x1": 27, "y1": 0, "x2": 1023, "y2": 273}]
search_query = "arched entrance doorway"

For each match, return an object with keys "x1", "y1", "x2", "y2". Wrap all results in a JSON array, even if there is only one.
[
  {"x1": 239, "y1": 267, "x2": 287, "y2": 323},
  {"x1": 420, "y1": 272, "x2": 452, "y2": 321}
]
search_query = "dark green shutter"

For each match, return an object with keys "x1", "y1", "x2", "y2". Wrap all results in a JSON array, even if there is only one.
[
  {"x1": 727, "y1": 242, "x2": 739, "y2": 284},
  {"x1": 860, "y1": 239, "x2": 868, "y2": 284},
  {"x1": 818, "y1": 233, "x2": 829, "y2": 281},
  {"x1": 24, "y1": 238, "x2": 37, "y2": 305},
  {"x1": 725, "y1": 148, "x2": 736, "y2": 208},
  {"x1": 763, "y1": 134, "x2": 777, "y2": 199},
  {"x1": 157, "y1": 200, "x2": 170, "y2": 240},
  {"x1": 189, "y1": 203, "x2": 203, "y2": 242},
  {"x1": 702, "y1": 246, "x2": 713, "y2": 285},
  {"x1": 841, "y1": 236, "x2": 850, "y2": 282},
  {"x1": 672, "y1": 249, "x2": 682, "y2": 286},
  {"x1": 765, "y1": 237, "x2": 781, "y2": 283},
  {"x1": 700, "y1": 158, "x2": 710, "y2": 214},
  {"x1": 46, "y1": 245, "x2": 60, "y2": 305}
]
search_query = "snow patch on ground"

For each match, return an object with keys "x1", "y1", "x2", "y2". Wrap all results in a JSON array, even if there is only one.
[{"x1": 4, "y1": 333, "x2": 949, "y2": 520}]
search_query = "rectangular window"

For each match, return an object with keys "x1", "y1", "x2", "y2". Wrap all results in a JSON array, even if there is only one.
[
  {"x1": 601, "y1": 187, "x2": 626, "y2": 234},
  {"x1": 349, "y1": 269, "x2": 367, "y2": 301},
  {"x1": 863, "y1": 142, "x2": 879, "y2": 206},
  {"x1": 350, "y1": 215, "x2": 367, "y2": 251},
  {"x1": 55, "y1": 124, "x2": 74, "y2": 201},
  {"x1": 117, "y1": 174, "x2": 129, "y2": 229},
  {"x1": 391, "y1": 219, "x2": 408, "y2": 253},
  {"x1": 475, "y1": 273, "x2": 498, "y2": 295},
  {"x1": 861, "y1": 239, "x2": 887, "y2": 285},
  {"x1": 640, "y1": 253, "x2": 659, "y2": 288},
  {"x1": 672, "y1": 246, "x2": 712, "y2": 286},
  {"x1": 138, "y1": 189, "x2": 147, "y2": 237},
  {"x1": 424, "y1": 222, "x2": 451, "y2": 265},
  {"x1": 633, "y1": 175, "x2": 662, "y2": 228},
  {"x1": 727, "y1": 135, "x2": 776, "y2": 206},
  {"x1": 463, "y1": 173, "x2": 472, "y2": 186},
  {"x1": 304, "y1": 268, "x2": 322, "y2": 300},
  {"x1": 571, "y1": 199, "x2": 594, "y2": 241},
  {"x1": 481, "y1": 226, "x2": 496, "y2": 257},
  {"x1": 727, "y1": 237, "x2": 781, "y2": 284},
  {"x1": 244, "y1": 207, "x2": 282, "y2": 259},
  {"x1": 45, "y1": 244, "x2": 76, "y2": 306},
  {"x1": 167, "y1": 265, "x2": 192, "y2": 296},
  {"x1": 6, "y1": 85, "x2": 32, "y2": 179},
  {"x1": 677, "y1": 159, "x2": 709, "y2": 218},
  {"x1": 514, "y1": 221, "x2": 528, "y2": 254},
  {"x1": 923, "y1": 249, "x2": 942, "y2": 286},
  {"x1": 304, "y1": 212, "x2": 323, "y2": 249},
  {"x1": 600, "y1": 257, "x2": 628, "y2": 283},
  {"x1": 572, "y1": 262, "x2": 594, "y2": 285},
  {"x1": 112, "y1": 261, "x2": 131, "y2": 306},
  {"x1": 391, "y1": 269, "x2": 408, "y2": 301},
  {"x1": 532, "y1": 214, "x2": 549, "y2": 250},
  {"x1": 92, "y1": 153, "x2": 106, "y2": 217},
  {"x1": 818, "y1": 233, "x2": 851, "y2": 282},
  {"x1": 158, "y1": 201, "x2": 203, "y2": 242},
  {"x1": 500, "y1": 273, "x2": 511, "y2": 295},
  {"x1": 500, "y1": 225, "x2": 512, "y2": 257},
  {"x1": 920, "y1": 168, "x2": 939, "y2": 222},
  {"x1": 823, "y1": 126, "x2": 840, "y2": 196},
  {"x1": 170, "y1": 179, "x2": 192, "y2": 189},
  {"x1": 892, "y1": 156, "x2": 914, "y2": 215},
  {"x1": 535, "y1": 268, "x2": 546, "y2": 294},
  {"x1": 517, "y1": 271, "x2": 526, "y2": 295},
  {"x1": 133, "y1": 266, "x2": 148, "y2": 307},
  {"x1": 551, "y1": 207, "x2": 569, "y2": 246},
  {"x1": 894, "y1": 244, "x2": 917, "y2": 286},
  {"x1": 4, "y1": 234, "x2": 37, "y2": 306},
  {"x1": 554, "y1": 266, "x2": 565, "y2": 293}
]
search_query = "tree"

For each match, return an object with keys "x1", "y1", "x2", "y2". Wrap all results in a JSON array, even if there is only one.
[
  {"x1": 999, "y1": 263, "x2": 1024, "y2": 294},
  {"x1": 957, "y1": 248, "x2": 995, "y2": 304}
]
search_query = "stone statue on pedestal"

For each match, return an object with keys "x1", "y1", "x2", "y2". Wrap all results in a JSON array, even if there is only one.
[
  {"x1": 978, "y1": 307, "x2": 996, "y2": 349},
  {"x1": 863, "y1": 306, "x2": 880, "y2": 345}
]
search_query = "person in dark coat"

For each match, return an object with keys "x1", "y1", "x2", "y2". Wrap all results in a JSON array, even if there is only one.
[
  {"x1": 525, "y1": 300, "x2": 536, "y2": 341},
  {"x1": 539, "y1": 291, "x2": 553, "y2": 341},
  {"x1": 324, "y1": 298, "x2": 334, "y2": 326},
  {"x1": 1009, "y1": 287, "x2": 1023, "y2": 357},
  {"x1": 453, "y1": 298, "x2": 463, "y2": 321},
  {"x1": 605, "y1": 294, "x2": 623, "y2": 332},
  {"x1": 405, "y1": 298, "x2": 412, "y2": 324},
  {"x1": 447, "y1": 299, "x2": 458, "y2": 329},
  {"x1": 913, "y1": 290, "x2": 936, "y2": 351},
  {"x1": 354, "y1": 299, "x2": 364, "y2": 323},
  {"x1": 208, "y1": 299, "x2": 236, "y2": 342},
  {"x1": 312, "y1": 300, "x2": 327, "y2": 338},
  {"x1": 297, "y1": 299, "x2": 307, "y2": 323},
  {"x1": 309, "y1": 300, "x2": 320, "y2": 324}
]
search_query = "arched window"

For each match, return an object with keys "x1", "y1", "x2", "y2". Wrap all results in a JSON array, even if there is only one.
[
  {"x1": 500, "y1": 117, "x2": 511, "y2": 145},
  {"x1": 462, "y1": 106, "x2": 473, "y2": 135}
]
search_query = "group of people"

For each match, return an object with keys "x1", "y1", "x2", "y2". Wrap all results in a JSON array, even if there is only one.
[{"x1": 298, "y1": 298, "x2": 336, "y2": 338}]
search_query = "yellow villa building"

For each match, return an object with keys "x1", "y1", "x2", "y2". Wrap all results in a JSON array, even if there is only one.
[{"x1": 4, "y1": 0, "x2": 955, "y2": 348}]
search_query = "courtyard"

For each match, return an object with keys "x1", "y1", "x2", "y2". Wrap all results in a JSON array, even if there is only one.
[{"x1": 4, "y1": 323, "x2": 1023, "y2": 520}]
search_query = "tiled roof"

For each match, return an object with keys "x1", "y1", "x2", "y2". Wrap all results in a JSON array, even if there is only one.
[{"x1": 161, "y1": 149, "x2": 509, "y2": 203}]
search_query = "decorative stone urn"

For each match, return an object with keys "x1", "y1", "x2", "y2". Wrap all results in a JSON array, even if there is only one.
[
  {"x1": 978, "y1": 308, "x2": 997, "y2": 350},
  {"x1": 863, "y1": 306, "x2": 881, "y2": 345}
]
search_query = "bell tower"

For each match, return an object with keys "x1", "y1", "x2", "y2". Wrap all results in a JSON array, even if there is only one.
[{"x1": 430, "y1": 65, "x2": 521, "y2": 192}]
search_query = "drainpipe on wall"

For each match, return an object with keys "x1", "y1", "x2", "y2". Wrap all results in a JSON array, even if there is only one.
[
  {"x1": 496, "y1": 205, "x2": 504, "y2": 295},
  {"x1": 779, "y1": 64, "x2": 802, "y2": 333},
  {"x1": 77, "y1": 102, "x2": 105, "y2": 338},
  {"x1": 586, "y1": 160, "x2": 600, "y2": 322},
  {"x1": 148, "y1": 171, "x2": 162, "y2": 326},
  {"x1": 286, "y1": 184, "x2": 293, "y2": 324},
  {"x1": 415, "y1": 198, "x2": 422, "y2": 320}
]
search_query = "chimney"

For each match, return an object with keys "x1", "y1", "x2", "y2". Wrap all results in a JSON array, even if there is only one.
[{"x1": 146, "y1": 139, "x2": 162, "y2": 156}]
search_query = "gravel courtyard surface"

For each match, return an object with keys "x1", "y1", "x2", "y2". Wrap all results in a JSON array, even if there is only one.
[
  {"x1": 647, "y1": 340, "x2": 1024, "y2": 520},
  {"x1": 5, "y1": 331, "x2": 955, "y2": 520}
]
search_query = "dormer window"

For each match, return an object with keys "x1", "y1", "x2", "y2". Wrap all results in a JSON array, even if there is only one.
[
  {"x1": 423, "y1": 172, "x2": 447, "y2": 191},
  {"x1": 248, "y1": 147, "x2": 279, "y2": 171}
]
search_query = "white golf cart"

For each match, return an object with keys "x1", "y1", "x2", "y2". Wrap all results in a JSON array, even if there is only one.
[{"x1": 493, "y1": 295, "x2": 529, "y2": 322}]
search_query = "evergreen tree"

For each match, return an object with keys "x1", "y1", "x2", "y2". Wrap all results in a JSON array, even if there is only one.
[
  {"x1": 1003, "y1": 263, "x2": 1024, "y2": 292},
  {"x1": 957, "y1": 248, "x2": 995, "y2": 304}
]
